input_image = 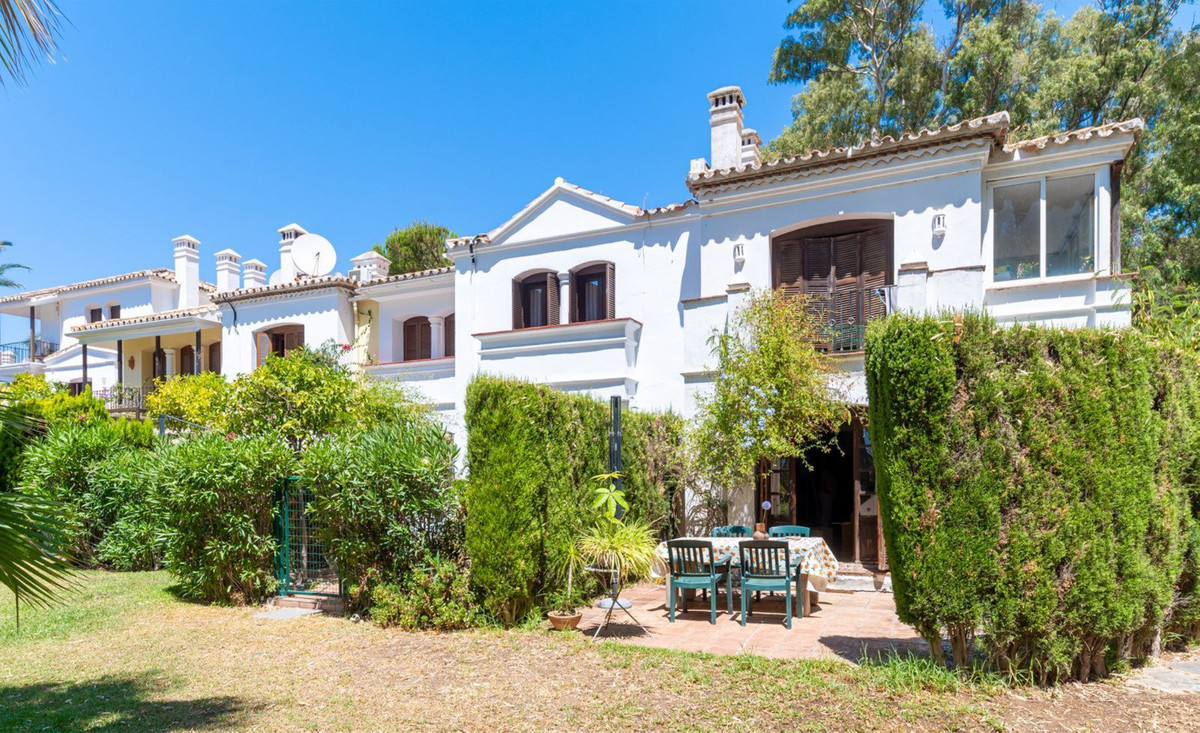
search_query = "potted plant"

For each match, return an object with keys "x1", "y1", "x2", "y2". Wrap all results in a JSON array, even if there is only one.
[
  {"x1": 576, "y1": 472, "x2": 657, "y2": 590},
  {"x1": 546, "y1": 564, "x2": 587, "y2": 631}
]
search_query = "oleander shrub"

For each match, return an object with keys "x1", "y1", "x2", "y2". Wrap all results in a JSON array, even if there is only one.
[
  {"x1": 0, "y1": 374, "x2": 110, "y2": 489},
  {"x1": 18, "y1": 419, "x2": 160, "y2": 563},
  {"x1": 370, "y1": 554, "x2": 483, "y2": 630},
  {"x1": 464, "y1": 375, "x2": 683, "y2": 624},
  {"x1": 865, "y1": 312, "x2": 1200, "y2": 682},
  {"x1": 298, "y1": 418, "x2": 459, "y2": 613},
  {"x1": 157, "y1": 432, "x2": 295, "y2": 604},
  {"x1": 92, "y1": 449, "x2": 168, "y2": 570}
]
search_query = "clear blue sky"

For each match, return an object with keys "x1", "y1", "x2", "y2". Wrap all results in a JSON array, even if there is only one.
[{"x1": 2, "y1": 0, "x2": 1197, "y2": 336}]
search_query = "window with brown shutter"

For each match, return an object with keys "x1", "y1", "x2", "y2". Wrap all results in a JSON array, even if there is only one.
[
  {"x1": 444, "y1": 314, "x2": 455, "y2": 357},
  {"x1": 513, "y1": 271, "x2": 557, "y2": 329},
  {"x1": 772, "y1": 221, "x2": 893, "y2": 353},
  {"x1": 208, "y1": 342, "x2": 222, "y2": 374},
  {"x1": 570, "y1": 263, "x2": 614, "y2": 323},
  {"x1": 402, "y1": 316, "x2": 431, "y2": 361},
  {"x1": 256, "y1": 324, "x2": 305, "y2": 366}
]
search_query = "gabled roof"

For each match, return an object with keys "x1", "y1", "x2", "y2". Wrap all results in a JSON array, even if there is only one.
[
  {"x1": 447, "y1": 178, "x2": 695, "y2": 252},
  {"x1": 355, "y1": 266, "x2": 454, "y2": 292},
  {"x1": 0, "y1": 268, "x2": 214, "y2": 305}
]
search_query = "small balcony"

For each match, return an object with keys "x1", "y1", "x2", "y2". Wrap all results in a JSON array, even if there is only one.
[{"x1": 0, "y1": 339, "x2": 59, "y2": 365}]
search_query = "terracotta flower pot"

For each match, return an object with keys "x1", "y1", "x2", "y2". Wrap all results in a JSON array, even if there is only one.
[{"x1": 548, "y1": 611, "x2": 582, "y2": 631}]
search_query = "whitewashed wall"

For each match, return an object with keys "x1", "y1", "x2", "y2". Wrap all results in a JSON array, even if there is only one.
[{"x1": 218, "y1": 287, "x2": 355, "y2": 378}]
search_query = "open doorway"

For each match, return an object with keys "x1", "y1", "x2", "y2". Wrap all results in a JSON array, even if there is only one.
[{"x1": 761, "y1": 414, "x2": 884, "y2": 569}]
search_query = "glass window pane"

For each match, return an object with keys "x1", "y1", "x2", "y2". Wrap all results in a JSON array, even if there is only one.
[
  {"x1": 582, "y1": 275, "x2": 604, "y2": 321},
  {"x1": 993, "y1": 181, "x2": 1041, "y2": 281},
  {"x1": 525, "y1": 285, "x2": 545, "y2": 327},
  {"x1": 1046, "y1": 175, "x2": 1095, "y2": 277}
]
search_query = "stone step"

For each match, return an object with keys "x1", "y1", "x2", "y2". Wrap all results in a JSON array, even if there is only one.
[{"x1": 272, "y1": 594, "x2": 345, "y2": 615}]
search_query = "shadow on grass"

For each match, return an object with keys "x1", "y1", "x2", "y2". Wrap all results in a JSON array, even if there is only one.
[
  {"x1": 818, "y1": 634, "x2": 931, "y2": 664},
  {"x1": 0, "y1": 674, "x2": 252, "y2": 731}
]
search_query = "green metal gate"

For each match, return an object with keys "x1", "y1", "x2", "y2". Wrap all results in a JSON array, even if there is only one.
[{"x1": 275, "y1": 477, "x2": 341, "y2": 598}]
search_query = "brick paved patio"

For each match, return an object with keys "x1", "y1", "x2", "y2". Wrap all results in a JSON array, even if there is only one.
[{"x1": 577, "y1": 582, "x2": 928, "y2": 662}]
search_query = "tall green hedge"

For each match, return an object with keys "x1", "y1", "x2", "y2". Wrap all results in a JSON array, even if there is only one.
[
  {"x1": 464, "y1": 376, "x2": 682, "y2": 624},
  {"x1": 866, "y1": 312, "x2": 1200, "y2": 682}
]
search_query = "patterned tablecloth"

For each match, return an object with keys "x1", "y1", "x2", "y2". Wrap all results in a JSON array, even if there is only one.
[{"x1": 653, "y1": 536, "x2": 839, "y2": 592}]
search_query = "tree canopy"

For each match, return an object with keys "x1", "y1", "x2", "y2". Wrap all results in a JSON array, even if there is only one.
[
  {"x1": 768, "y1": 0, "x2": 1200, "y2": 284},
  {"x1": 371, "y1": 221, "x2": 457, "y2": 276}
]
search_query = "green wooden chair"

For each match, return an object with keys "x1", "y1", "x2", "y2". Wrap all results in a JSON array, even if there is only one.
[
  {"x1": 738, "y1": 540, "x2": 795, "y2": 628},
  {"x1": 712, "y1": 525, "x2": 752, "y2": 538},
  {"x1": 768, "y1": 525, "x2": 810, "y2": 538},
  {"x1": 666, "y1": 539, "x2": 732, "y2": 624}
]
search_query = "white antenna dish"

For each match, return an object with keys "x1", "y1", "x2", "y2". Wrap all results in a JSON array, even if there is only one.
[
  {"x1": 268, "y1": 269, "x2": 286, "y2": 285},
  {"x1": 290, "y1": 233, "x2": 336, "y2": 277}
]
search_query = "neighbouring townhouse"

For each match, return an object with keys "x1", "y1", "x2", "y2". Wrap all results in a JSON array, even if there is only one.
[{"x1": 0, "y1": 85, "x2": 1141, "y2": 573}]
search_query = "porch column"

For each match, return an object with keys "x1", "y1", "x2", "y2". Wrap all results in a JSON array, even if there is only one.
[
  {"x1": 164, "y1": 348, "x2": 178, "y2": 377},
  {"x1": 429, "y1": 316, "x2": 445, "y2": 359},
  {"x1": 557, "y1": 271, "x2": 570, "y2": 325},
  {"x1": 194, "y1": 330, "x2": 202, "y2": 375},
  {"x1": 81, "y1": 344, "x2": 88, "y2": 390},
  {"x1": 154, "y1": 336, "x2": 162, "y2": 380},
  {"x1": 116, "y1": 340, "x2": 123, "y2": 386},
  {"x1": 28, "y1": 305, "x2": 35, "y2": 362}
]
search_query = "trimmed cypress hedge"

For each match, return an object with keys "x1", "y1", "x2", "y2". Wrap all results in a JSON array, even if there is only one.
[
  {"x1": 464, "y1": 375, "x2": 682, "y2": 624},
  {"x1": 865, "y1": 312, "x2": 1200, "y2": 682}
]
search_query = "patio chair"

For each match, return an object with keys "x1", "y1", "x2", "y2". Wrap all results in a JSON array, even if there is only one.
[
  {"x1": 768, "y1": 525, "x2": 810, "y2": 538},
  {"x1": 712, "y1": 525, "x2": 752, "y2": 538},
  {"x1": 666, "y1": 539, "x2": 733, "y2": 625},
  {"x1": 738, "y1": 540, "x2": 795, "y2": 629}
]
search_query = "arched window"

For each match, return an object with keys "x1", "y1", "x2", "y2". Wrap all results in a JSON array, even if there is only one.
[
  {"x1": 444, "y1": 314, "x2": 455, "y2": 357},
  {"x1": 180, "y1": 345, "x2": 195, "y2": 376},
  {"x1": 772, "y1": 219, "x2": 893, "y2": 353},
  {"x1": 106, "y1": 301, "x2": 121, "y2": 320},
  {"x1": 570, "y1": 263, "x2": 615, "y2": 323},
  {"x1": 207, "y1": 342, "x2": 222, "y2": 374},
  {"x1": 255, "y1": 324, "x2": 304, "y2": 366},
  {"x1": 512, "y1": 271, "x2": 558, "y2": 329},
  {"x1": 403, "y1": 316, "x2": 431, "y2": 361},
  {"x1": 86, "y1": 304, "x2": 103, "y2": 323}
]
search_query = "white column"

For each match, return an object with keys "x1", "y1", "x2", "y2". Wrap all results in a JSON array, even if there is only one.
[
  {"x1": 163, "y1": 348, "x2": 178, "y2": 377},
  {"x1": 557, "y1": 271, "x2": 571, "y2": 324},
  {"x1": 429, "y1": 316, "x2": 446, "y2": 359}
]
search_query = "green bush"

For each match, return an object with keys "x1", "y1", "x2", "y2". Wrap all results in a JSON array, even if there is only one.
[
  {"x1": 93, "y1": 449, "x2": 167, "y2": 570},
  {"x1": 463, "y1": 375, "x2": 682, "y2": 624},
  {"x1": 298, "y1": 419, "x2": 459, "y2": 612},
  {"x1": 370, "y1": 555, "x2": 483, "y2": 630},
  {"x1": 145, "y1": 372, "x2": 232, "y2": 430},
  {"x1": 157, "y1": 433, "x2": 294, "y2": 604},
  {"x1": 865, "y1": 312, "x2": 1200, "y2": 682},
  {"x1": 18, "y1": 420, "x2": 160, "y2": 563},
  {"x1": 0, "y1": 374, "x2": 110, "y2": 489}
]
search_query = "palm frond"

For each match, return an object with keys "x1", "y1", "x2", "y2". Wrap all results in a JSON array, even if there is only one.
[
  {"x1": 0, "y1": 491, "x2": 77, "y2": 608},
  {"x1": 0, "y1": 0, "x2": 64, "y2": 86}
]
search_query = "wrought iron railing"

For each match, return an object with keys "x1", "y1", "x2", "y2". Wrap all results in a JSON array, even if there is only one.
[
  {"x1": 97, "y1": 384, "x2": 149, "y2": 414},
  {"x1": 820, "y1": 324, "x2": 868, "y2": 353},
  {"x1": 0, "y1": 339, "x2": 59, "y2": 365}
]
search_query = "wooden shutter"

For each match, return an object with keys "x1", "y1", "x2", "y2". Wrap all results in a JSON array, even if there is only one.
[
  {"x1": 180, "y1": 347, "x2": 194, "y2": 376},
  {"x1": 546, "y1": 272, "x2": 560, "y2": 325},
  {"x1": 802, "y1": 238, "x2": 833, "y2": 348},
  {"x1": 403, "y1": 321, "x2": 417, "y2": 361},
  {"x1": 208, "y1": 342, "x2": 221, "y2": 374},
  {"x1": 445, "y1": 314, "x2": 455, "y2": 357},
  {"x1": 419, "y1": 321, "x2": 431, "y2": 359},
  {"x1": 284, "y1": 328, "x2": 302, "y2": 355},
  {"x1": 604, "y1": 262, "x2": 615, "y2": 320},
  {"x1": 861, "y1": 227, "x2": 889, "y2": 324},
  {"x1": 774, "y1": 240, "x2": 804, "y2": 296},
  {"x1": 512, "y1": 278, "x2": 524, "y2": 329},
  {"x1": 256, "y1": 332, "x2": 271, "y2": 366},
  {"x1": 568, "y1": 270, "x2": 578, "y2": 323}
]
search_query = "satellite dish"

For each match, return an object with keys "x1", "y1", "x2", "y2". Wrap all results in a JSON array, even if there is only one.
[
  {"x1": 290, "y1": 233, "x2": 336, "y2": 277},
  {"x1": 268, "y1": 269, "x2": 286, "y2": 285}
]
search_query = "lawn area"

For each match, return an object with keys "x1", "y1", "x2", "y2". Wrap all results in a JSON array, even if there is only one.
[{"x1": 0, "y1": 571, "x2": 1196, "y2": 732}]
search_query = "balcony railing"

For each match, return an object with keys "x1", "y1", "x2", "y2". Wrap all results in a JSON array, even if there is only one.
[
  {"x1": 97, "y1": 384, "x2": 151, "y2": 415},
  {"x1": 0, "y1": 339, "x2": 59, "y2": 365}
]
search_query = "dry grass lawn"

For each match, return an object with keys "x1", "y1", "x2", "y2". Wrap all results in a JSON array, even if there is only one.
[{"x1": 1, "y1": 571, "x2": 1196, "y2": 732}]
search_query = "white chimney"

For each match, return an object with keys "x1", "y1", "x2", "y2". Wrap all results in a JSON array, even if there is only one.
[
  {"x1": 172, "y1": 235, "x2": 201, "y2": 309},
  {"x1": 349, "y1": 250, "x2": 391, "y2": 283},
  {"x1": 707, "y1": 86, "x2": 746, "y2": 170},
  {"x1": 277, "y1": 223, "x2": 307, "y2": 283},
  {"x1": 214, "y1": 248, "x2": 242, "y2": 292},
  {"x1": 242, "y1": 258, "x2": 268, "y2": 289},
  {"x1": 740, "y1": 128, "x2": 762, "y2": 168}
]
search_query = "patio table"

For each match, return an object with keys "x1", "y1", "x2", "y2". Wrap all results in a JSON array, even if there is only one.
[{"x1": 654, "y1": 536, "x2": 839, "y2": 617}]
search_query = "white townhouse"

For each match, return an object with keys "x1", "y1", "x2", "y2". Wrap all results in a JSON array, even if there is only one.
[{"x1": 0, "y1": 85, "x2": 1141, "y2": 571}]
